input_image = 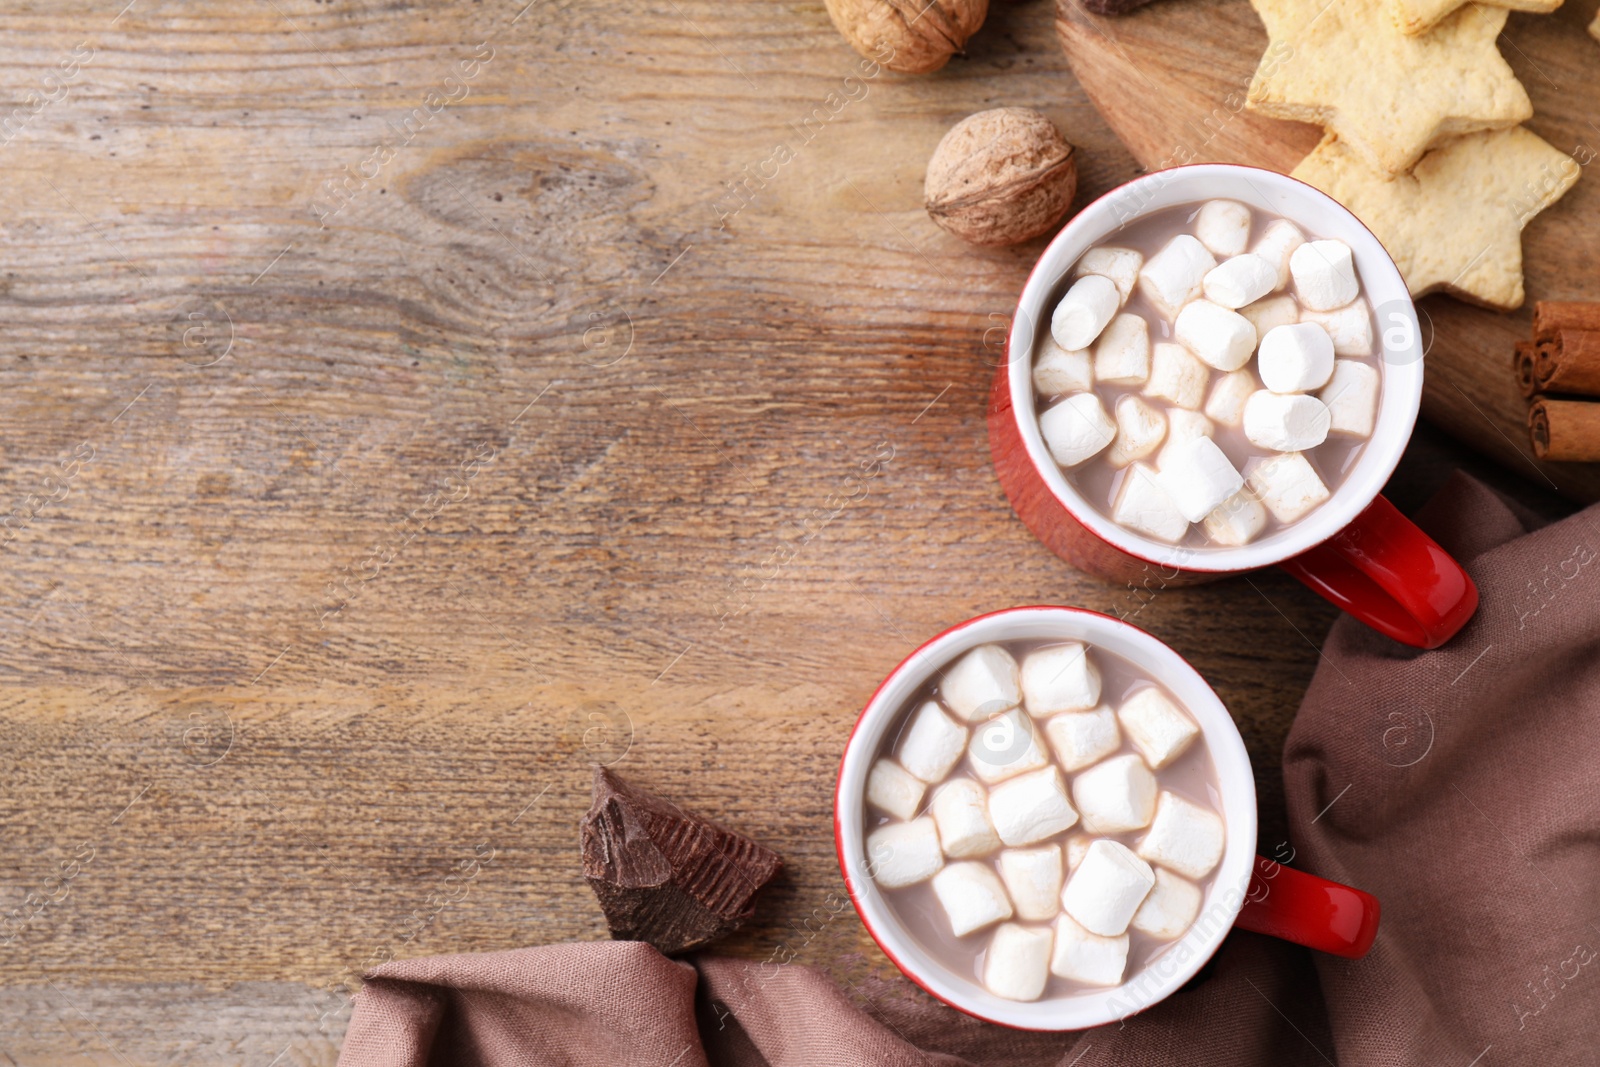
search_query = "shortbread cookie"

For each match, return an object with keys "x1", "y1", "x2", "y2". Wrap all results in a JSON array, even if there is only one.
[
  {"x1": 1247, "y1": 0, "x2": 1531, "y2": 175},
  {"x1": 1391, "y1": 0, "x2": 1560, "y2": 36},
  {"x1": 1291, "y1": 128, "x2": 1579, "y2": 310},
  {"x1": 1591, "y1": 9, "x2": 1599, "y2": 42}
]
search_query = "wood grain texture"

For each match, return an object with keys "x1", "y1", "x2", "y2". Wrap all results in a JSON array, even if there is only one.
[
  {"x1": 0, "y1": 1, "x2": 1572, "y2": 1063},
  {"x1": 1057, "y1": 0, "x2": 1600, "y2": 502}
]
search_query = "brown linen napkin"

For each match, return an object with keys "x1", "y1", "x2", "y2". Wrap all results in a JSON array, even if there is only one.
[{"x1": 338, "y1": 473, "x2": 1600, "y2": 1067}]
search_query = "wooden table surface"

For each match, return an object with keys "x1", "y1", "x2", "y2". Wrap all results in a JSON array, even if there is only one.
[{"x1": 0, "y1": 1, "x2": 1572, "y2": 1063}]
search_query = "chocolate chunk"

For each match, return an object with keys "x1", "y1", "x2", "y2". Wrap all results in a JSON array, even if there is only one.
[{"x1": 580, "y1": 766, "x2": 782, "y2": 955}]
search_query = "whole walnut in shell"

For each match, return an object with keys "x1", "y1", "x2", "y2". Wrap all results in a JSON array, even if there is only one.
[
  {"x1": 824, "y1": 0, "x2": 989, "y2": 75},
  {"x1": 924, "y1": 108, "x2": 1078, "y2": 247}
]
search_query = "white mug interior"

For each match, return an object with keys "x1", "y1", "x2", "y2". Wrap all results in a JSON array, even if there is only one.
[
  {"x1": 836, "y1": 606, "x2": 1258, "y2": 1031},
  {"x1": 1006, "y1": 165, "x2": 1423, "y2": 574}
]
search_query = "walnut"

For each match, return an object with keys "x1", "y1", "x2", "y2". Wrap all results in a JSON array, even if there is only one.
[
  {"x1": 824, "y1": 0, "x2": 989, "y2": 75},
  {"x1": 924, "y1": 107, "x2": 1078, "y2": 247}
]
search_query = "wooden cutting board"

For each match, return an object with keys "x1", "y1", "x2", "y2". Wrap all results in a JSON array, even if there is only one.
[{"x1": 1056, "y1": 0, "x2": 1600, "y2": 503}]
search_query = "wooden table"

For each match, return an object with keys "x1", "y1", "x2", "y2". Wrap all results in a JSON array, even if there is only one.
[{"x1": 0, "y1": 2, "x2": 1570, "y2": 1062}]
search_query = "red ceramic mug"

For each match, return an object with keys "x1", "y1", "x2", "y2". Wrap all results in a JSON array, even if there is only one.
[
  {"x1": 989, "y1": 165, "x2": 1477, "y2": 649},
  {"x1": 835, "y1": 606, "x2": 1379, "y2": 1030}
]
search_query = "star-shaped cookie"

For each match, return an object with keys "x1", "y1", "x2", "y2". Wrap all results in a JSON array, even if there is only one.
[
  {"x1": 1291, "y1": 128, "x2": 1579, "y2": 309},
  {"x1": 1247, "y1": 0, "x2": 1532, "y2": 175},
  {"x1": 1391, "y1": 0, "x2": 1561, "y2": 37}
]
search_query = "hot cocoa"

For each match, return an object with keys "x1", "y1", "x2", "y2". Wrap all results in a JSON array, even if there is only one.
[
  {"x1": 1031, "y1": 200, "x2": 1382, "y2": 547},
  {"x1": 862, "y1": 639, "x2": 1225, "y2": 1001}
]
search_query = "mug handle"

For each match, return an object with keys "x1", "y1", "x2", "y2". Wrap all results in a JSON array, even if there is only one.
[
  {"x1": 1277, "y1": 494, "x2": 1478, "y2": 650},
  {"x1": 1234, "y1": 855, "x2": 1380, "y2": 959}
]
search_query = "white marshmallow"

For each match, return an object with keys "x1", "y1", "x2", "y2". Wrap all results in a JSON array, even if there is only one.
[
  {"x1": 1064, "y1": 833, "x2": 1093, "y2": 872},
  {"x1": 1071, "y1": 752, "x2": 1158, "y2": 834},
  {"x1": 1175, "y1": 300, "x2": 1256, "y2": 372},
  {"x1": 867, "y1": 759, "x2": 926, "y2": 821},
  {"x1": 1202, "y1": 253, "x2": 1277, "y2": 309},
  {"x1": 931, "y1": 861, "x2": 1013, "y2": 937},
  {"x1": 1258, "y1": 323, "x2": 1335, "y2": 393},
  {"x1": 1049, "y1": 913, "x2": 1129, "y2": 986},
  {"x1": 1319, "y1": 360, "x2": 1381, "y2": 437},
  {"x1": 867, "y1": 817, "x2": 944, "y2": 889},
  {"x1": 1137, "y1": 792, "x2": 1225, "y2": 880},
  {"x1": 968, "y1": 707, "x2": 1051, "y2": 784},
  {"x1": 897, "y1": 700, "x2": 969, "y2": 784},
  {"x1": 1300, "y1": 300, "x2": 1373, "y2": 356},
  {"x1": 941, "y1": 644, "x2": 1021, "y2": 723},
  {"x1": 1246, "y1": 452, "x2": 1330, "y2": 523},
  {"x1": 1193, "y1": 199, "x2": 1253, "y2": 257},
  {"x1": 997, "y1": 845, "x2": 1065, "y2": 922},
  {"x1": 1155, "y1": 436, "x2": 1243, "y2": 524},
  {"x1": 1111, "y1": 463, "x2": 1189, "y2": 544},
  {"x1": 1116, "y1": 687, "x2": 1199, "y2": 770},
  {"x1": 1107, "y1": 394, "x2": 1167, "y2": 469},
  {"x1": 1143, "y1": 342, "x2": 1210, "y2": 410},
  {"x1": 984, "y1": 922, "x2": 1054, "y2": 1001},
  {"x1": 1156, "y1": 408, "x2": 1215, "y2": 469},
  {"x1": 988, "y1": 766, "x2": 1079, "y2": 847},
  {"x1": 1032, "y1": 338, "x2": 1093, "y2": 397},
  {"x1": 1052, "y1": 274, "x2": 1121, "y2": 350},
  {"x1": 1130, "y1": 868, "x2": 1202, "y2": 940},
  {"x1": 1238, "y1": 294, "x2": 1300, "y2": 339},
  {"x1": 1093, "y1": 313, "x2": 1151, "y2": 386},
  {"x1": 1137, "y1": 235, "x2": 1216, "y2": 318},
  {"x1": 931, "y1": 778, "x2": 1002, "y2": 858},
  {"x1": 1043, "y1": 705, "x2": 1120, "y2": 772},
  {"x1": 1039, "y1": 392, "x2": 1115, "y2": 468},
  {"x1": 1073, "y1": 245, "x2": 1143, "y2": 304},
  {"x1": 1061, "y1": 839, "x2": 1155, "y2": 937},
  {"x1": 1204, "y1": 369, "x2": 1258, "y2": 427},
  {"x1": 1290, "y1": 239, "x2": 1360, "y2": 312},
  {"x1": 1243, "y1": 391, "x2": 1330, "y2": 452},
  {"x1": 1202, "y1": 489, "x2": 1270, "y2": 547},
  {"x1": 1250, "y1": 219, "x2": 1305, "y2": 291},
  {"x1": 1020, "y1": 642, "x2": 1101, "y2": 717}
]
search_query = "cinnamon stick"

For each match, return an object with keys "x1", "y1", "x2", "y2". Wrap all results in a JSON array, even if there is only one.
[
  {"x1": 1529, "y1": 397, "x2": 1600, "y2": 462},
  {"x1": 1533, "y1": 302, "x2": 1600, "y2": 343},
  {"x1": 1532, "y1": 331, "x2": 1600, "y2": 398},
  {"x1": 1515, "y1": 341, "x2": 1538, "y2": 398}
]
